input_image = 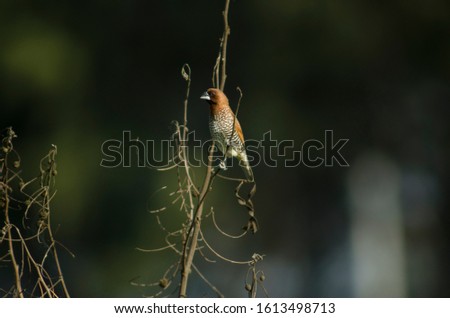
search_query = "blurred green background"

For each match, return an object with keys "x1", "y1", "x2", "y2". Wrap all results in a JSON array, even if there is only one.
[{"x1": 1, "y1": 0, "x2": 449, "y2": 297}]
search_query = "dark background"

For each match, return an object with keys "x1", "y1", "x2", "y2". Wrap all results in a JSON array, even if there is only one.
[{"x1": 1, "y1": 0, "x2": 449, "y2": 297}]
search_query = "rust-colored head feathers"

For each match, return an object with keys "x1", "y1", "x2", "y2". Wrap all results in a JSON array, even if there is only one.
[{"x1": 200, "y1": 88, "x2": 229, "y2": 108}]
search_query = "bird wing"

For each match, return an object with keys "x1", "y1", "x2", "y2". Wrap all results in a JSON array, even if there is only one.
[{"x1": 234, "y1": 118, "x2": 245, "y2": 143}]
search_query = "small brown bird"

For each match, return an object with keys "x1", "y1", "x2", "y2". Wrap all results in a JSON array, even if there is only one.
[{"x1": 200, "y1": 88, "x2": 254, "y2": 182}]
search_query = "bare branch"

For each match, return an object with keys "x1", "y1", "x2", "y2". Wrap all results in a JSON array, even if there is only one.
[{"x1": 219, "y1": 0, "x2": 231, "y2": 91}]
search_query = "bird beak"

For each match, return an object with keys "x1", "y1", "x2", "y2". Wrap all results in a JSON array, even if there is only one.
[{"x1": 200, "y1": 91, "x2": 210, "y2": 101}]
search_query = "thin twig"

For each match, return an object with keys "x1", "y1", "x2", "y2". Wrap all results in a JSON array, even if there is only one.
[
  {"x1": 43, "y1": 145, "x2": 70, "y2": 297},
  {"x1": 1, "y1": 129, "x2": 24, "y2": 298},
  {"x1": 219, "y1": 0, "x2": 231, "y2": 91},
  {"x1": 136, "y1": 244, "x2": 176, "y2": 253},
  {"x1": 192, "y1": 264, "x2": 224, "y2": 298},
  {"x1": 209, "y1": 207, "x2": 248, "y2": 239},
  {"x1": 199, "y1": 229, "x2": 253, "y2": 265}
]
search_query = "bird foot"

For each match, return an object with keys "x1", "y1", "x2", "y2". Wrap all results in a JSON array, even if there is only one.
[{"x1": 219, "y1": 160, "x2": 228, "y2": 170}]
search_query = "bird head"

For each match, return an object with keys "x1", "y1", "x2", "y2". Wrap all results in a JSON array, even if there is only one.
[{"x1": 200, "y1": 88, "x2": 228, "y2": 106}]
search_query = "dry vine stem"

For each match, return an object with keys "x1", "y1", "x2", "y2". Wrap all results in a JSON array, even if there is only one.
[
  {"x1": 1, "y1": 127, "x2": 71, "y2": 298},
  {"x1": 1, "y1": 128, "x2": 23, "y2": 297}
]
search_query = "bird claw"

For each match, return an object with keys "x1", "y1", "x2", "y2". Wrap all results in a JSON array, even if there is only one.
[{"x1": 219, "y1": 160, "x2": 228, "y2": 170}]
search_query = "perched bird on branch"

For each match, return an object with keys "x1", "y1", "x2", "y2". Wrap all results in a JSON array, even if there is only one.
[{"x1": 201, "y1": 88, "x2": 254, "y2": 182}]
